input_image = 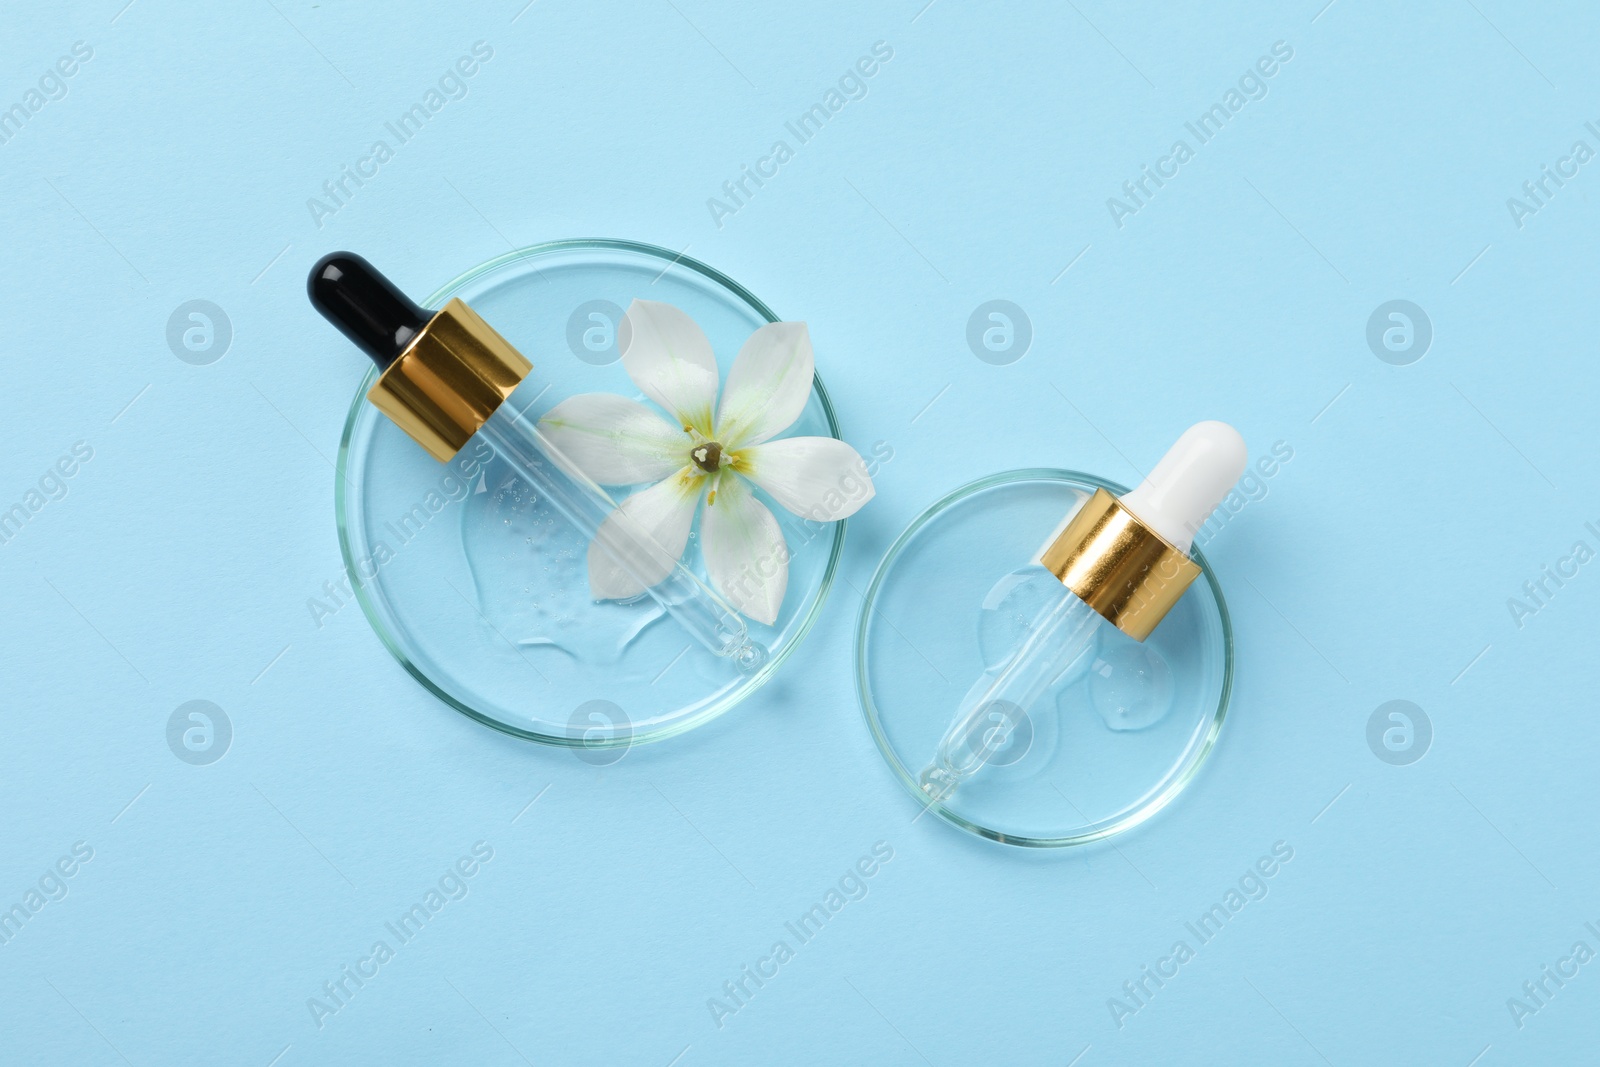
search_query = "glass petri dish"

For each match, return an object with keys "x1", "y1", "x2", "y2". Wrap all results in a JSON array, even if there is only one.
[
  {"x1": 856, "y1": 469, "x2": 1232, "y2": 847},
  {"x1": 334, "y1": 240, "x2": 845, "y2": 748}
]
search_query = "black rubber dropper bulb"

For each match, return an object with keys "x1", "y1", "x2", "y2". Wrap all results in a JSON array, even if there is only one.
[{"x1": 307, "y1": 252, "x2": 431, "y2": 372}]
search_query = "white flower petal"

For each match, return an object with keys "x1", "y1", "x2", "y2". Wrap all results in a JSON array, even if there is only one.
[
  {"x1": 715, "y1": 321, "x2": 814, "y2": 448},
  {"x1": 618, "y1": 300, "x2": 719, "y2": 435},
  {"x1": 738, "y1": 437, "x2": 875, "y2": 521},
  {"x1": 538, "y1": 393, "x2": 691, "y2": 486},
  {"x1": 701, "y1": 474, "x2": 788, "y2": 625},
  {"x1": 587, "y1": 468, "x2": 705, "y2": 600}
]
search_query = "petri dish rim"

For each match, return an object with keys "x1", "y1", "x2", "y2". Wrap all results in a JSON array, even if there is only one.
[
  {"x1": 334, "y1": 238, "x2": 847, "y2": 748},
  {"x1": 855, "y1": 467, "x2": 1234, "y2": 848}
]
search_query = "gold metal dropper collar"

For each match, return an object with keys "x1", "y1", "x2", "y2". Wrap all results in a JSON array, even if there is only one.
[
  {"x1": 365, "y1": 298, "x2": 532, "y2": 463},
  {"x1": 1039, "y1": 488, "x2": 1201, "y2": 641}
]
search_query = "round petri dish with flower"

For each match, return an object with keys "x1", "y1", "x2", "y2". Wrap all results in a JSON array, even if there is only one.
[{"x1": 332, "y1": 241, "x2": 868, "y2": 749}]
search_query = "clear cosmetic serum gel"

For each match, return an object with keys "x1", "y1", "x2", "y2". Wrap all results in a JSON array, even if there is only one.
[
  {"x1": 307, "y1": 252, "x2": 765, "y2": 672},
  {"x1": 919, "y1": 422, "x2": 1247, "y2": 801}
]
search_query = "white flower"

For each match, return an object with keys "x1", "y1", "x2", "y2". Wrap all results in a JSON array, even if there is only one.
[{"x1": 538, "y1": 300, "x2": 874, "y2": 625}]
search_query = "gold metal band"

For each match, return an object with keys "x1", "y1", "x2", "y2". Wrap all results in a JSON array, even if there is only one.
[
  {"x1": 1039, "y1": 487, "x2": 1200, "y2": 641},
  {"x1": 365, "y1": 298, "x2": 532, "y2": 462}
]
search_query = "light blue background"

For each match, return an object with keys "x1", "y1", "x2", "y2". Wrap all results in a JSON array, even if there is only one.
[{"x1": 3, "y1": 1, "x2": 1597, "y2": 1063}]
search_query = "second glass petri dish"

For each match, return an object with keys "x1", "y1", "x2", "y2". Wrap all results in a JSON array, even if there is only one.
[
  {"x1": 856, "y1": 470, "x2": 1233, "y2": 847},
  {"x1": 334, "y1": 241, "x2": 845, "y2": 749}
]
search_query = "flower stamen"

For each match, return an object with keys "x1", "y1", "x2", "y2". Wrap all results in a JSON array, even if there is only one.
[{"x1": 691, "y1": 441, "x2": 724, "y2": 473}]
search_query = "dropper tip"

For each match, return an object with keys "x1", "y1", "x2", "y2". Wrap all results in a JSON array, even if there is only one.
[
  {"x1": 731, "y1": 640, "x2": 768, "y2": 675},
  {"x1": 918, "y1": 765, "x2": 959, "y2": 803}
]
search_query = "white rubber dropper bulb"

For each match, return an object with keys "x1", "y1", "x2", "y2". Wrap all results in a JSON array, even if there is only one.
[{"x1": 1119, "y1": 421, "x2": 1247, "y2": 554}]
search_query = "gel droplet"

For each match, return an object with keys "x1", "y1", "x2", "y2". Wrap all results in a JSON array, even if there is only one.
[
  {"x1": 977, "y1": 565, "x2": 1097, "y2": 693},
  {"x1": 978, "y1": 566, "x2": 1064, "y2": 667},
  {"x1": 1090, "y1": 642, "x2": 1175, "y2": 731},
  {"x1": 462, "y1": 457, "x2": 664, "y2": 661}
]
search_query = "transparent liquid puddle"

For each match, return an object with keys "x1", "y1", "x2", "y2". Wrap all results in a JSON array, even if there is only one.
[
  {"x1": 1091, "y1": 643, "x2": 1175, "y2": 731},
  {"x1": 463, "y1": 458, "x2": 668, "y2": 662},
  {"x1": 976, "y1": 565, "x2": 1176, "y2": 733}
]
